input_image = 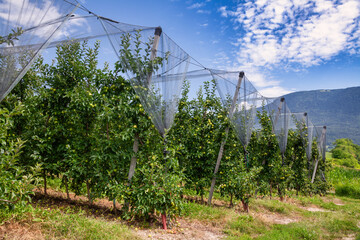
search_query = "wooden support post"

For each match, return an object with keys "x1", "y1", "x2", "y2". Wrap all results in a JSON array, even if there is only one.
[
  {"x1": 127, "y1": 27, "x2": 162, "y2": 185},
  {"x1": 311, "y1": 159, "x2": 319, "y2": 183},
  {"x1": 273, "y1": 97, "x2": 285, "y2": 164},
  {"x1": 147, "y1": 26, "x2": 162, "y2": 86},
  {"x1": 128, "y1": 134, "x2": 139, "y2": 182},
  {"x1": 321, "y1": 126, "x2": 327, "y2": 162},
  {"x1": 273, "y1": 97, "x2": 285, "y2": 127},
  {"x1": 311, "y1": 126, "x2": 326, "y2": 183},
  {"x1": 208, "y1": 71, "x2": 244, "y2": 206}
]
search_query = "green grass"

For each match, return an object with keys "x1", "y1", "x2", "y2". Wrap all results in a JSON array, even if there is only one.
[
  {"x1": 182, "y1": 201, "x2": 236, "y2": 222},
  {"x1": 41, "y1": 209, "x2": 137, "y2": 240},
  {"x1": 297, "y1": 195, "x2": 340, "y2": 211},
  {"x1": 3, "y1": 167, "x2": 360, "y2": 240},
  {"x1": 252, "y1": 198, "x2": 299, "y2": 214},
  {"x1": 0, "y1": 204, "x2": 139, "y2": 240},
  {"x1": 225, "y1": 214, "x2": 268, "y2": 238},
  {"x1": 256, "y1": 223, "x2": 318, "y2": 240},
  {"x1": 329, "y1": 166, "x2": 360, "y2": 199}
]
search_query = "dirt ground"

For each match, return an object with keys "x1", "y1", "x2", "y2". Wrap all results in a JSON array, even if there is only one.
[
  {"x1": 0, "y1": 221, "x2": 44, "y2": 240},
  {"x1": 1, "y1": 189, "x2": 357, "y2": 240}
]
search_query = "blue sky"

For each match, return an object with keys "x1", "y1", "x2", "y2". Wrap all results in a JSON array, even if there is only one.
[{"x1": 69, "y1": 0, "x2": 360, "y2": 97}]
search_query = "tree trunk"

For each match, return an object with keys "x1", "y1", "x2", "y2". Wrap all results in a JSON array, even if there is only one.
[
  {"x1": 64, "y1": 175, "x2": 70, "y2": 200},
  {"x1": 241, "y1": 200, "x2": 249, "y2": 212},
  {"x1": 86, "y1": 180, "x2": 92, "y2": 205},
  {"x1": 278, "y1": 186, "x2": 284, "y2": 201},
  {"x1": 113, "y1": 199, "x2": 117, "y2": 214},
  {"x1": 43, "y1": 169, "x2": 47, "y2": 195},
  {"x1": 230, "y1": 194, "x2": 233, "y2": 208},
  {"x1": 161, "y1": 213, "x2": 167, "y2": 230}
]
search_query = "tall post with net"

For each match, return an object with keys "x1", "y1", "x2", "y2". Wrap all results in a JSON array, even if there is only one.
[
  {"x1": 208, "y1": 71, "x2": 244, "y2": 206},
  {"x1": 127, "y1": 27, "x2": 162, "y2": 184},
  {"x1": 311, "y1": 126, "x2": 327, "y2": 183}
]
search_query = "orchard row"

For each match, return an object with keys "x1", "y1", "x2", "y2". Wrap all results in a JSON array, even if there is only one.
[{"x1": 0, "y1": 41, "x2": 329, "y2": 222}]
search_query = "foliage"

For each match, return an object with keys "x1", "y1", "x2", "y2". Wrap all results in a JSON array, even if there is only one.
[
  {"x1": 248, "y1": 108, "x2": 291, "y2": 199},
  {"x1": 125, "y1": 133, "x2": 183, "y2": 220},
  {"x1": 329, "y1": 166, "x2": 360, "y2": 199},
  {"x1": 0, "y1": 27, "x2": 23, "y2": 46},
  {"x1": 169, "y1": 80, "x2": 226, "y2": 200},
  {"x1": 220, "y1": 164, "x2": 262, "y2": 211},
  {"x1": 0, "y1": 31, "x2": 334, "y2": 223},
  {"x1": 0, "y1": 104, "x2": 40, "y2": 210},
  {"x1": 331, "y1": 138, "x2": 360, "y2": 169}
]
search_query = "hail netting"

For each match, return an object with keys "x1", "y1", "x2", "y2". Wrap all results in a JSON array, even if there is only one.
[
  {"x1": 266, "y1": 97, "x2": 291, "y2": 157},
  {"x1": 0, "y1": 0, "x2": 79, "y2": 101},
  {"x1": 315, "y1": 126, "x2": 327, "y2": 162},
  {"x1": 304, "y1": 114, "x2": 315, "y2": 162},
  {"x1": 289, "y1": 112, "x2": 314, "y2": 157},
  {"x1": 215, "y1": 72, "x2": 262, "y2": 147},
  {"x1": 99, "y1": 20, "x2": 190, "y2": 137}
]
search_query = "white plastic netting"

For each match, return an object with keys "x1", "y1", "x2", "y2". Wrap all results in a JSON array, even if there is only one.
[
  {"x1": 215, "y1": 72, "x2": 263, "y2": 148},
  {"x1": 0, "y1": 0, "x2": 79, "y2": 101},
  {"x1": 0, "y1": 1, "x2": 327, "y2": 168},
  {"x1": 315, "y1": 126, "x2": 327, "y2": 162},
  {"x1": 305, "y1": 114, "x2": 315, "y2": 162},
  {"x1": 99, "y1": 20, "x2": 190, "y2": 137},
  {"x1": 266, "y1": 97, "x2": 291, "y2": 159}
]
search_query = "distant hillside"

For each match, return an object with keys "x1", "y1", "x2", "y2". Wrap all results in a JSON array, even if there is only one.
[{"x1": 283, "y1": 86, "x2": 360, "y2": 146}]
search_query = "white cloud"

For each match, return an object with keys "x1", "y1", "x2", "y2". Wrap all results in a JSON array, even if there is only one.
[
  {"x1": 258, "y1": 86, "x2": 293, "y2": 98},
  {"x1": 215, "y1": 0, "x2": 360, "y2": 97},
  {"x1": 218, "y1": 6, "x2": 228, "y2": 17},
  {"x1": 197, "y1": 9, "x2": 211, "y2": 14},
  {"x1": 0, "y1": 0, "x2": 85, "y2": 42},
  {"x1": 221, "y1": 0, "x2": 360, "y2": 68},
  {"x1": 188, "y1": 3, "x2": 205, "y2": 9},
  {"x1": 200, "y1": 23, "x2": 208, "y2": 27},
  {"x1": 210, "y1": 55, "x2": 292, "y2": 98}
]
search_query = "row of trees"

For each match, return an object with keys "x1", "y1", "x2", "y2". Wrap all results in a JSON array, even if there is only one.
[{"x1": 0, "y1": 40, "x2": 329, "y2": 223}]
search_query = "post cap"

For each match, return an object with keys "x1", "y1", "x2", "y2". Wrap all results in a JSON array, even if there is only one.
[
  {"x1": 304, "y1": 112, "x2": 307, "y2": 116},
  {"x1": 155, "y1": 26, "x2": 162, "y2": 36},
  {"x1": 239, "y1": 71, "x2": 244, "y2": 78},
  {"x1": 280, "y1": 97, "x2": 285, "y2": 102},
  {"x1": 323, "y1": 126, "x2": 327, "y2": 129}
]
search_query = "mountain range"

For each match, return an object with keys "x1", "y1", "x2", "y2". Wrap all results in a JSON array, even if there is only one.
[{"x1": 283, "y1": 86, "x2": 360, "y2": 146}]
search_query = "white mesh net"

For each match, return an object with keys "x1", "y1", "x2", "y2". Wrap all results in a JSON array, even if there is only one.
[
  {"x1": 0, "y1": 0, "x2": 79, "y2": 101},
  {"x1": 266, "y1": 97, "x2": 291, "y2": 158},
  {"x1": 315, "y1": 126, "x2": 327, "y2": 162},
  {"x1": 99, "y1": 21, "x2": 190, "y2": 136},
  {"x1": 215, "y1": 72, "x2": 263, "y2": 147}
]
